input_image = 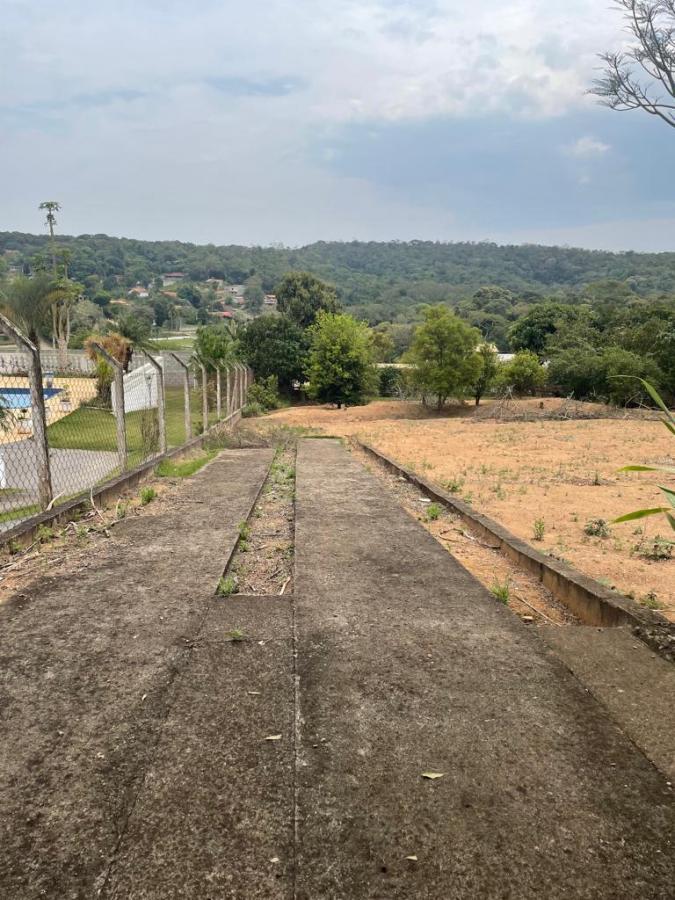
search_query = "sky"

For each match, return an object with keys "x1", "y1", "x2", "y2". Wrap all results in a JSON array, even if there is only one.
[{"x1": 1, "y1": 0, "x2": 674, "y2": 251}]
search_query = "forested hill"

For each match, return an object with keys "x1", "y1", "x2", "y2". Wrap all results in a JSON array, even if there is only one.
[{"x1": 3, "y1": 231, "x2": 675, "y2": 320}]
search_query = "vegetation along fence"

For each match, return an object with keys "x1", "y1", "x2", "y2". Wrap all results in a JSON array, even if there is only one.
[{"x1": 0, "y1": 314, "x2": 252, "y2": 533}]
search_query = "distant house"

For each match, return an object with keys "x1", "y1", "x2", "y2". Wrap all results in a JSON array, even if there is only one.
[
  {"x1": 211, "y1": 310, "x2": 234, "y2": 320},
  {"x1": 162, "y1": 272, "x2": 185, "y2": 287},
  {"x1": 128, "y1": 286, "x2": 149, "y2": 299},
  {"x1": 263, "y1": 294, "x2": 277, "y2": 307}
]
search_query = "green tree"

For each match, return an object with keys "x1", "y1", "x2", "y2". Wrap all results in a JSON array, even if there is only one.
[
  {"x1": 276, "y1": 271, "x2": 339, "y2": 329},
  {"x1": 0, "y1": 274, "x2": 54, "y2": 345},
  {"x1": 509, "y1": 303, "x2": 579, "y2": 355},
  {"x1": 371, "y1": 329, "x2": 396, "y2": 363},
  {"x1": 194, "y1": 322, "x2": 238, "y2": 371},
  {"x1": 548, "y1": 346, "x2": 663, "y2": 404},
  {"x1": 473, "y1": 344, "x2": 499, "y2": 406},
  {"x1": 243, "y1": 275, "x2": 265, "y2": 313},
  {"x1": 306, "y1": 312, "x2": 376, "y2": 408},
  {"x1": 239, "y1": 315, "x2": 307, "y2": 390},
  {"x1": 496, "y1": 350, "x2": 548, "y2": 396},
  {"x1": 39, "y1": 200, "x2": 60, "y2": 273},
  {"x1": 405, "y1": 306, "x2": 481, "y2": 409},
  {"x1": 177, "y1": 282, "x2": 203, "y2": 308},
  {"x1": 114, "y1": 313, "x2": 152, "y2": 369}
]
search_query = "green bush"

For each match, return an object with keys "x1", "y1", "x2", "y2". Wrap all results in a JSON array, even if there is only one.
[
  {"x1": 496, "y1": 350, "x2": 547, "y2": 396},
  {"x1": 548, "y1": 348, "x2": 663, "y2": 405},
  {"x1": 247, "y1": 375, "x2": 281, "y2": 411},
  {"x1": 378, "y1": 366, "x2": 403, "y2": 397},
  {"x1": 242, "y1": 401, "x2": 265, "y2": 418}
]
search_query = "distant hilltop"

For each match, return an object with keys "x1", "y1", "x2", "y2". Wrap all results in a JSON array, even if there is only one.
[{"x1": 3, "y1": 232, "x2": 675, "y2": 311}]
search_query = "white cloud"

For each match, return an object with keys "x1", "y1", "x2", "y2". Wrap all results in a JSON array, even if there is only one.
[
  {"x1": 565, "y1": 136, "x2": 611, "y2": 158},
  {"x1": 0, "y1": 1, "x2": 643, "y2": 244},
  {"x1": 1, "y1": 1, "x2": 618, "y2": 124}
]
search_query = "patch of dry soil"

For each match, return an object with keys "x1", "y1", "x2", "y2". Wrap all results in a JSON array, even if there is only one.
[{"x1": 265, "y1": 399, "x2": 674, "y2": 621}]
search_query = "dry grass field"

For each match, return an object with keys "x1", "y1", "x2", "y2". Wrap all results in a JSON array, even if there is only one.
[{"x1": 268, "y1": 398, "x2": 675, "y2": 621}]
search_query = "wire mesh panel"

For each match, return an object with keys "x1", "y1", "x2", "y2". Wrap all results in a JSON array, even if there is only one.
[
  {"x1": 0, "y1": 335, "x2": 254, "y2": 533},
  {"x1": 0, "y1": 357, "x2": 121, "y2": 531}
]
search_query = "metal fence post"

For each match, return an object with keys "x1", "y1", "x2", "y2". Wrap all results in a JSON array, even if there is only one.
[
  {"x1": 0, "y1": 314, "x2": 53, "y2": 509},
  {"x1": 91, "y1": 342, "x2": 128, "y2": 472},
  {"x1": 215, "y1": 364, "x2": 222, "y2": 419},
  {"x1": 225, "y1": 365, "x2": 231, "y2": 417},
  {"x1": 141, "y1": 350, "x2": 167, "y2": 455},
  {"x1": 234, "y1": 363, "x2": 241, "y2": 412},
  {"x1": 169, "y1": 353, "x2": 192, "y2": 442},
  {"x1": 238, "y1": 363, "x2": 245, "y2": 410},
  {"x1": 199, "y1": 362, "x2": 209, "y2": 433}
]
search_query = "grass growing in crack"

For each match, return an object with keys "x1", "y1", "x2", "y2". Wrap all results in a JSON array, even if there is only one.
[
  {"x1": 443, "y1": 475, "x2": 464, "y2": 493},
  {"x1": 140, "y1": 486, "x2": 156, "y2": 505},
  {"x1": 533, "y1": 518, "x2": 545, "y2": 541},
  {"x1": 238, "y1": 521, "x2": 252, "y2": 551},
  {"x1": 425, "y1": 502, "x2": 443, "y2": 522},
  {"x1": 227, "y1": 628, "x2": 245, "y2": 642},
  {"x1": 217, "y1": 574, "x2": 238, "y2": 596},
  {"x1": 640, "y1": 591, "x2": 663, "y2": 609},
  {"x1": 490, "y1": 578, "x2": 511, "y2": 604}
]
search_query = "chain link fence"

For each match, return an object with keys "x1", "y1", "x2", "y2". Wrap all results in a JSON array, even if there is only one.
[{"x1": 0, "y1": 317, "x2": 252, "y2": 533}]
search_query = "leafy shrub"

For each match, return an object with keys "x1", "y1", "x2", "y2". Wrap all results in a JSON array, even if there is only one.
[
  {"x1": 496, "y1": 350, "x2": 548, "y2": 396},
  {"x1": 584, "y1": 518, "x2": 610, "y2": 538},
  {"x1": 247, "y1": 375, "x2": 281, "y2": 412},
  {"x1": 636, "y1": 536, "x2": 673, "y2": 561},
  {"x1": 378, "y1": 365, "x2": 404, "y2": 397},
  {"x1": 615, "y1": 380, "x2": 674, "y2": 532},
  {"x1": 242, "y1": 401, "x2": 265, "y2": 418},
  {"x1": 548, "y1": 349, "x2": 663, "y2": 405},
  {"x1": 533, "y1": 518, "x2": 545, "y2": 541}
]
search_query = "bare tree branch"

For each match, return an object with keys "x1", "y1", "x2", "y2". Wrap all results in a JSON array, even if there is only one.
[{"x1": 590, "y1": 0, "x2": 675, "y2": 128}]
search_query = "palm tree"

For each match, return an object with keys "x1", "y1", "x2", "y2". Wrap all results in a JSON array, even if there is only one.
[
  {"x1": 39, "y1": 201, "x2": 60, "y2": 274},
  {"x1": 0, "y1": 274, "x2": 55, "y2": 346}
]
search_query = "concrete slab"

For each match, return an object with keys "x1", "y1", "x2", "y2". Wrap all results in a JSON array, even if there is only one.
[
  {"x1": 0, "y1": 448, "x2": 273, "y2": 899},
  {"x1": 540, "y1": 625, "x2": 675, "y2": 780},
  {"x1": 102, "y1": 632, "x2": 295, "y2": 900},
  {"x1": 294, "y1": 439, "x2": 675, "y2": 899}
]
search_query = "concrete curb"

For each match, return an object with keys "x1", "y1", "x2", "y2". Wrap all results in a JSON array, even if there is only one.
[
  {"x1": 1, "y1": 410, "x2": 242, "y2": 550},
  {"x1": 357, "y1": 439, "x2": 668, "y2": 629}
]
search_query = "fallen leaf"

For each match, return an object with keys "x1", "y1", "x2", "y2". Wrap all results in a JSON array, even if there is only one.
[
  {"x1": 421, "y1": 772, "x2": 444, "y2": 780},
  {"x1": 266, "y1": 734, "x2": 282, "y2": 741},
  {"x1": 405, "y1": 855, "x2": 418, "y2": 861},
  {"x1": 247, "y1": 691, "x2": 261, "y2": 695},
  {"x1": 270, "y1": 857, "x2": 280, "y2": 864}
]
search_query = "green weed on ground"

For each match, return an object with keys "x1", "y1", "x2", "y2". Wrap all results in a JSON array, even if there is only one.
[
  {"x1": 425, "y1": 502, "x2": 443, "y2": 522},
  {"x1": 156, "y1": 450, "x2": 217, "y2": 478},
  {"x1": 490, "y1": 578, "x2": 511, "y2": 604},
  {"x1": 140, "y1": 486, "x2": 156, "y2": 505},
  {"x1": 217, "y1": 575, "x2": 238, "y2": 596}
]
